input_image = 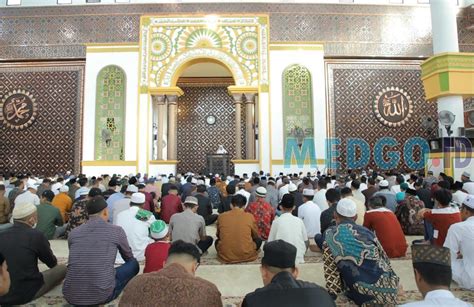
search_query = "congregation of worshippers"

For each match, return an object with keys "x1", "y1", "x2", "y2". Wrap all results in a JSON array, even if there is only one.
[{"x1": 0, "y1": 169, "x2": 473, "y2": 306}]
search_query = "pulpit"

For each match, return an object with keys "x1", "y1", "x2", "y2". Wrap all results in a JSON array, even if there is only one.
[{"x1": 206, "y1": 154, "x2": 231, "y2": 175}]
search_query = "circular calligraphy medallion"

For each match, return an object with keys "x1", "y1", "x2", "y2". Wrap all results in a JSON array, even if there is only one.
[
  {"x1": 0, "y1": 90, "x2": 38, "y2": 130},
  {"x1": 374, "y1": 87, "x2": 413, "y2": 127}
]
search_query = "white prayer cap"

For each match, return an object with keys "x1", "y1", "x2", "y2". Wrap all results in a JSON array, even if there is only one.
[
  {"x1": 462, "y1": 171, "x2": 471, "y2": 178},
  {"x1": 336, "y1": 198, "x2": 357, "y2": 218},
  {"x1": 288, "y1": 183, "x2": 298, "y2": 193},
  {"x1": 80, "y1": 188, "x2": 90, "y2": 196},
  {"x1": 131, "y1": 192, "x2": 145, "y2": 204},
  {"x1": 59, "y1": 185, "x2": 69, "y2": 193},
  {"x1": 197, "y1": 179, "x2": 205, "y2": 185},
  {"x1": 12, "y1": 203, "x2": 37, "y2": 219},
  {"x1": 27, "y1": 183, "x2": 37, "y2": 191},
  {"x1": 303, "y1": 189, "x2": 314, "y2": 197},
  {"x1": 463, "y1": 195, "x2": 474, "y2": 209},
  {"x1": 126, "y1": 185, "x2": 138, "y2": 193},
  {"x1": 379, "y1": 180, "x2": 389, "y2": 188},
  {"x1": 191, "y1": 178, "x2": 198, "y2": 185},
  {"x1": 256, "y1": 187, "x2": 267, "y2": 197},
  {"x1": 376, "y1": 176, "x2": 384, "y2": 182}
]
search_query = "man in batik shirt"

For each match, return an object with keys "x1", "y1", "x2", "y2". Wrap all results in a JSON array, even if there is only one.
[
  {"x1": 245, "y1": 187, "x2": 275, "y2": 240},
  {"x1": 323, "y1": 198, "x2": 399, "y2": 306},
  {"x1": 64, "y1": 188, "x2": 102, "y2": 238}
]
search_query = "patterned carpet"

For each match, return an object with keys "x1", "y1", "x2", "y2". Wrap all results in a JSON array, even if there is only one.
[{"x1": 28, "y1": 288, "x2": 474, "y2": 306}]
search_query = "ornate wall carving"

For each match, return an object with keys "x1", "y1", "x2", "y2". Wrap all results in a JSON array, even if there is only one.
[
  {"x1": 282, "y1": 64, "x2": 316, "y2": 165},
  {"x1": 326, "y1": 61, "x2": 438, "y2": 171},
  {"x1": 176, "y1": 86, "x2": 246, "y2": 174},
  {"x1": 94, "y1": 65, "x2": 126, "y2": 161},
  {"x1": 0, "y1": 63, "x2": 84, "y2": 176},
  {"x1": 0, "y1": 4, "x2": 472, "y2": 60}
]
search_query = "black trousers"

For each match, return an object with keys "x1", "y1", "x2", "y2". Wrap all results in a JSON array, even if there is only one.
[
  {"x1": 197, "y1": 236, "x2": 214, "y2": 253},
  {"x1": 204, "y1": 214, "x2": 218, "y2": 226},
  {"x1": 215, "y1": 237, "x2": 263, "y2": 251}
]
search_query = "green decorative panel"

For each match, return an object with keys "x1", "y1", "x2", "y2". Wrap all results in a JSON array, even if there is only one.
[
  {"x1": 94, "y1": 65, "x2": 126, "y2": 160},
  {"x1": 282, "y1": 64, "x2": 316, "y2": 167}
]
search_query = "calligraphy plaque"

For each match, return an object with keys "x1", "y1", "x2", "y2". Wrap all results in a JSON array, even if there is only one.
[
  {"x1": 374, "y1": 87, "x2": 413, "y2": 127},
  {"x1": 0, "y1": 90, "x2": 38, "y2": 130}
]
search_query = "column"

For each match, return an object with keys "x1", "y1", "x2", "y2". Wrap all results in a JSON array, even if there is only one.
[
  {"x1": 430, "y1": 0, "x2": 464, "y2": 137},
  {"x1": 233, "y1": 94, "x2": 243, "y2": 160},
  {"x1": 167, "y1": 95, "x2": 178, "y2": 160},
  {"x1": 152, "y1": 95, "x2": 166, "y2": 160},
  {"x1": 244, "y1": 93, "x2": 256, "y2": 160}
]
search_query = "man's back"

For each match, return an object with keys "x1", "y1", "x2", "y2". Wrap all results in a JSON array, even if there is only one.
[
  {"x1": 119, "y1": 263, "x2": 222, "y2": 307},
  {"x1": 160, "y1": 193, "x2": 182, "y2": 223},
  {"x1": 242, "y1": 272, "x2": 335, "y2": 307},
  {"x1": 269, "y1": 213, "x2": 307, "y2": 264},
  {"x1": 374, "y1": 190, "x2": 397, "y2": 212},
  {"x1": 314, "y1": 189, "x2": 328, "y2": 211},
  {"x1": 63, "y1": 216, "x2": 134, "y2": 305},
  {"x1": 216, "y1": 209, "x2": 258, "y2": 263},
  {"x1": 112, "y1": 197, "x2": 131, "y2": 224},
  {"x1": 298, "y1": 201, "x2": 321, "y2": 237},
  {"x1": 195, "y1": 194, "x2": 212, "y2": 218},
  {"x1": 37, "y1": 203, "x2": 63, "y2": 240},
  {"x1": 0, "y1": 223, "x2": 57, "y2": 305},
  {"x1": 52, "y1": 193, "x2": 72, "y2": 222},
  {"x1": 170, "y1": 210, "x2": 205, "y2": 245},
  {"x1": 417, "y1": 188, "x2": 433, "y2": 209}
]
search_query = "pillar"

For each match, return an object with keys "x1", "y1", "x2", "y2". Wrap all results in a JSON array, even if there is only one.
[
  {"x1": 244, "y1": 93, "x2": 256, "y2": 159},
  {"x1": 152, "y1": 95, "x2": 166, "y2": 160},
  {"x1": 233, "y1": 94, "x2": 243, "y2": 160},
  {"x1": 167, "y1": 95, "x2": 178, "y2": 160},
  {"x1": 430, "y1": 0, "x2": 464, "y2": 137}
]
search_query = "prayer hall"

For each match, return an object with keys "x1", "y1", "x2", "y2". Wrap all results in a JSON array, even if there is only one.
[{"x1": 1, "y1": 0, "x2": 474, "y2": 306}]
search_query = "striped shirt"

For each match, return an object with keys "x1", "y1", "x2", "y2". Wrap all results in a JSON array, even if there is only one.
[{"x1": 62, "y1": 215, "x2": 134, "y2": 305}]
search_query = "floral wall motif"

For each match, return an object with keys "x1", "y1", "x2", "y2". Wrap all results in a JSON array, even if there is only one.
[
  {"x1": 282, "y1": 64, "x2": 316, "y2": 165},
  {"x1": 140, "y1": 16, "x2": 269, "y2": 91},
  {"x1": 94, "y1": 65, "x2": 126, "y2": 161}
]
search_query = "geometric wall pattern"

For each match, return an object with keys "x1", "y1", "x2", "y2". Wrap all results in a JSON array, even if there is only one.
[
  {"x1": 327, "y1": 61, "x2": 438, "y2": 171},
  {"x1": 282, "y1": 64, "x2": 315, "y2": 164},
  {"x1": 95, "y1": 65, "x2": 126, "y2": 161},
  {"x1": 176, "y1": 86, "x2": 246, "y2": 174},
  {"x1": 0, "y1": 63, "x2": 84, "y2": 176},
  {"x1": 0, "y1": 4, "x2": 472, "y2": 60}
]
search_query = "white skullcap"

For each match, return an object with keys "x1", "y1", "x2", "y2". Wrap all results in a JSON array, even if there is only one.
[
  {"x1": 303, "y1": 189, "x2": 315, "y2": 197},
  {"x1": 463, "y1": 194, "x2": 474, "y2": 209},
  {"x1": 126, "y1": 185, "x2": 138, "y2": 193},
  {"x1": 27, "y1": 183, "x2": 37, "y2": 190},
  {"x1": 379, "y1": 180, "x2": 389, "y2": 188},
  {"x1": 288, "y1": 183, "x2": 297, "y2": 192},
  {"x1": 336, "y1": 198, "x2": 357, "y2": 218},
  {"x1": 131, "y1": 192, "x2": 145, "y2": 204},
  {"x1": 59, "y1": 185, "x2": 69, "y2": 193},
  {"x1": 12, "y1": 203, "x2": 37, "y2": 219}
]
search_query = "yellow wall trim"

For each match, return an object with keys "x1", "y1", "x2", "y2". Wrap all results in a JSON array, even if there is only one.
[
  {"x1": 227, "y1": 86, "x2": 259, "y2": 95},
  {"x1": 231, "y1": 159, "x2": 260, "y2": 164},
  {"x1": 269, "y1": 44, "x2": 324, "y2": 51},
  {"x1": 85, "y1": 42, "x2": 139, "y2": 47},
  {"x1": 148, "y1": 87, "x2": 184, "y2": 97},
  {"x1": 86, "y1": 45, "x2": 139, "y2": 53},
  {"x1": 82, "y1": 160, "x2": 137, "y2": 166},
  {"x1": 149, "y1": 160, "x2": 180, "y2": 165}
]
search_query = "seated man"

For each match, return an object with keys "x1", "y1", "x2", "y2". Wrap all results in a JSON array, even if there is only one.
[
  {"x1": 268, "y1": 194, "x2": 308, "y2": 264},
  {"x1": 216, "y1": 194, "x2": 261, "y2": 263},
  {"x1": 396, "y1": 188, "x2": 426, "y2": 236},
  {"x1": 119, "y1": 240, "x2": 222, "y2": 307},
  {"x1": 115, "y1": 192, "x2": 155, "y2": 262},
  {"x1": 363, "y1": 196, "x2": 407, "y2": 258},
  {"x1": 51, "y1": 185, "x2": 72, "y2": 223},
  {"x1": 170, "y1": 196, "x2": 213, "y2": 254},
  {"x1": 160, "y1": 185, "x2": 183, "y2": 223},
  {"x1": 0, "y1": 203, "x2": 66, "y2": 305},
  {"x1": 315, "y1": 188, "x2": 341, "y2": 250},
  {"x1": 195, "y1": 184, "x2": 218, "y2": 225},
  {"x1": 144, "y1": 220, "x2": 171, "y2": 273},
  {"x1": 65, "y1": 187, "x2": 102, "y2": 238},
  {"x1": 443, "y1": 195, "x2": 474, "y2": 290},
  {"x1": 323, "y1": 198, "x2": 399, "y2": 305},
  {"x1": 111, "y1": 185, "x2": 137, "y2": 224},
  {"x1": 0, "y1": 253, "x2": 10, "y2": 296},
  {"x1": 401, "y1": 245, "x2": 471, "y2": 306},
  {"x1": 242, "y1": 240, "x2": 335, "y2": 307},
  {"x1": 245, "y1": 187, "x2": 275, "y2": 240},
  {"x1": 36, "y1": 190, "x2": 64, "y2": 240},
  {"x1": 418, "y1": 188, "x2": 462, "y2": 247},
  {"x1": 298, "y1": 189, "x2": 321, "y2": 238},
  {"x1": 63, "y1": 196, "x2": 139, "y2": 306}
]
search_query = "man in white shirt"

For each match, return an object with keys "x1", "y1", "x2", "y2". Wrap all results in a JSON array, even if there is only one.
[
  {"x1": 297, "y1": 189, "x2": 321, "y2": 237},
  {"x1": 341, "y1": 187, "x2": 365, "y2": 225},
  {"x1": 116, "y1": 192, "x2": 155, "y2": 262},
  {"x1": 268, "y1": 194, "x2": 308, "y2": 264},
  {"x1": 236, "y1": 182, "x2": 250, "y2": 207},
  {"x1": 461, "y1": 172, "x2": 474, "y2": 195},
  {"x1": 278, "y1": 178, "x2": 290, "y2": 201},
  {"x1": 451, "y1": 181, "x2": 468, "y2": 207},
  {"x1": 14, "y1": 184, "x2": 40, "y2": 206},
  {"x1": 110, "y1": 185, "x2": 137, "y2": 224},
  {"x1": 51, "y1": 178, "x2": 64, "y2": 196},
  {"x1": 444, "y1": 195, "x2": 474, "y2": 291},
  {"x1": 313, "y1": 179, "x2": 328, "y2": 212},
  {"x1": 350, "y1": 180, "x2": 366, "y2": 206},
  {"x1": 401, "y1": 245, "x2": 471, "y2": 307},
  {"x1": 390, "y1": 175, "x2": 404, "y2": 194}
]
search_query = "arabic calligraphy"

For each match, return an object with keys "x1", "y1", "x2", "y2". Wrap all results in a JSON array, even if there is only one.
[
  {"x1": 374, "y1": 87, "x2": 413, "y2": 127},
  {"x1": 0, "y1": 90, "x2": 38, "y2": 130}
]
